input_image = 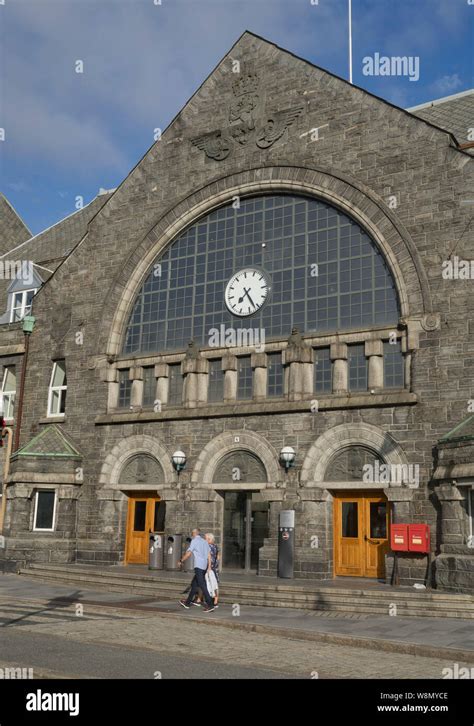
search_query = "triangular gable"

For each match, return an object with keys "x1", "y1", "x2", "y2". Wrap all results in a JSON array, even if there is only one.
[
  {"x1": 15, "y1": 425, "x2": 82, "y2": 458},
  {"x1": 7, "y1": 267, "x2": 44, "y2": 294},
  {"x1": 37, "y1": 31, "x2": 464, "y2": 272}
]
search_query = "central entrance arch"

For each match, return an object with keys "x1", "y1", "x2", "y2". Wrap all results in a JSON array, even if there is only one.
[{"x1": 212, "y1": 450, "x2": 269, "y2": 572}]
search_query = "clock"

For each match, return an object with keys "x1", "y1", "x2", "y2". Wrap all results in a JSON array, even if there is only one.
[{"x1": 225, "y1": 268, "x2": 270, "y2": 317}]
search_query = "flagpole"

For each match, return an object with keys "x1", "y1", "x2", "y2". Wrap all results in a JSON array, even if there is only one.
[{"x1": 348, "y1": 0, "x2": 353, "y2": 84}]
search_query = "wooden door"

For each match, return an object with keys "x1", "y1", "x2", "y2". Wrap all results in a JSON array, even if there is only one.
[
  {"x1": 333, "y1": 493, "x2": 389, "y2": 578},
  {"x1": 125, "y1": 495, "x2": 162, "y2": 565},
  {"x1": 363, "y1": 496, "x2": 390, "y2": 578}
]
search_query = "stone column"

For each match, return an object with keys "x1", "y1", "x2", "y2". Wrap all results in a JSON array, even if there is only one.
[
  {"x1": 222, "y1": 352, "x2": 237, "y2": 403},
  {"x1": 384, "y1": 487, "x2": 415, "y2": 523},
  {"x1": 100, "y1": 366, "x2": 120, "y2": 410},
  {"x1": 129, "y1": 366, "x2": 143, "y2": 408},
  {"x1": 155, "y1": 363, "x2": 168, "y2": 407},
  {"x1": 330, "y1": 342, "x2": 348, "y2": 394},
  {"x1": 181, "y1": 341, "x2": 209, "y2": 408},
  {"x1": 383, "y1": 487, "x2": 416, "y2": 585},
  {"x1": 435, "y1": 483, "x2": 466, "y2": 546},
  {"x1": 402, "y1": 337, "x2": 411, "y2": 390},
  {"x1": 365, "y1": 339, "x2": 383, "y2": 391},
  {"x1": 282, "y1": 327, "x2": 314, "y2": 401},
  {"x1": 251, "y1": 352, "x2": 267, "y2": 402}
]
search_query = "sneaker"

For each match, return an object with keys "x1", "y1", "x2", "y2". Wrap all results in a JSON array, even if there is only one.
[
  {"x1": 214, "y1": 604, "x2": 219, "y2": 609},
  {"x1": 203, "y1": 605, "x2": 215, "y2": 613},
  {"x1": 179, "y1": 599, "x2": 190, "y2": 609},
  {"x1": 191, "y1": 601, "x2": 201, "y2": 607}
]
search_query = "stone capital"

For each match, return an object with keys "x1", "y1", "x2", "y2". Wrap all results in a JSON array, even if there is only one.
[
  {"x1": 181, "y1": 357, "x2": 209, "y2": 375},
  {"x1": 365, "y1": 339, "x2": 383, "y2": 357},
  {"x1": 129, "y1": 366, "x2": 143, "y2": 381},
  {"x1": 383, "y1": 487, "x2": 415, "y2": 502},
  {"x1": 434, "y1": 483, "x2": 465, "y2": 502},
  {"x1": 330, "y1": 342, "x2": 348, "y2": 361},
  {"x1": 154, "y1": 363, "x2": 168, "y2": 378},
  {"x1": 251, "y1": 352, "x2": 267, "y2": 368},
  {"x1": 222, "y1": 353, "x2": 237, "y2": 371}
]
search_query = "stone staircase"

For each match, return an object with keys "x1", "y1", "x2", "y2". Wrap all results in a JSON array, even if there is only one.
[{"x1": 18, "y1": 563, "x2": 474, "y2": 619}]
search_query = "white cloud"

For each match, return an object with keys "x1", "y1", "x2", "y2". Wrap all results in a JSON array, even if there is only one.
[
  {"x1": 430, "y1": 74, "x2": 463, "y2": 96},
  {"x1": 3, "y1": 0, "x2": 347, "y2": 176}
]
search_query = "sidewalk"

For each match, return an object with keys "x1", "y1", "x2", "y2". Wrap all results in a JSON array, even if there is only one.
[{"x1": 1, "y1": 573, "x2": 473, "y2": 662}]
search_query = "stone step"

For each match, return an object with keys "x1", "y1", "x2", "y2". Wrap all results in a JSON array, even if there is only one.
[
  {"x1": 21, "y1": 563, "x2": 473, "y2": 601},
  {"x1": 18, "y1": 564, "x2": 474, "y2": 618}
]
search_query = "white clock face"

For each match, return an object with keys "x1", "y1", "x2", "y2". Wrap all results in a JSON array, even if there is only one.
[{"x1": 225, "y1": 268, "x2": 269, "y2": 317}]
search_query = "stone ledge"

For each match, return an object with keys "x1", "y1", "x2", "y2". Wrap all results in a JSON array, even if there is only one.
[{"x1": 96, "y1": 391, "x2": 417, "y2": 424}]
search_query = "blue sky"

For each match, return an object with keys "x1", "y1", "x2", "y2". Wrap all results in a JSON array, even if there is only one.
[{"x1": 1, "y1": 0, "x2": 473, "y2": 235}]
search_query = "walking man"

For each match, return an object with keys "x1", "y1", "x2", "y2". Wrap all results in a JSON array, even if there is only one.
[{"x1": 179, "y1": 528, "x2": 215, "y2": 612}]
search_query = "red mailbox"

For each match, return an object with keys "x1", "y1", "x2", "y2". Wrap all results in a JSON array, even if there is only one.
[
  {"x1": 390, "y1": 524, "x2": 408, "y2": 551},
  {"x1": 408, "y1": 524, "x2": 430, "y2": 553}
]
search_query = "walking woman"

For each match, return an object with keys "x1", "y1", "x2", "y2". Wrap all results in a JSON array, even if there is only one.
[{"x1": 205, "y1": 533, "x2": 220, "y2": 608}]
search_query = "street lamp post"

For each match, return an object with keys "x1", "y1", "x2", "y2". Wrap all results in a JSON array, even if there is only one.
[{"x1": 14, "y1": 315, "x2": 36, "y2": 453}]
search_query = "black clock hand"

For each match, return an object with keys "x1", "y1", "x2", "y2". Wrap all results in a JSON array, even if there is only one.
[{"x1": 238, "y1": 287, "x2": 255, "y2": 307}]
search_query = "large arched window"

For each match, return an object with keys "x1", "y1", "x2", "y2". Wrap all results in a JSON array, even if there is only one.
[{"x1": 123, "y1": 195, "x2": 400, "y2": 355}]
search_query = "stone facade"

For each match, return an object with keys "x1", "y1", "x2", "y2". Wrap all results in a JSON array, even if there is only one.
[{"x1": 0, "y1": 33, "x2": 472, "y2": 592}]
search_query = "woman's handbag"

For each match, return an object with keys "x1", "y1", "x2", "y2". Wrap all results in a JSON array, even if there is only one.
[{"x1": 205, "y1": 569, "x2": 218, "y2": 597}]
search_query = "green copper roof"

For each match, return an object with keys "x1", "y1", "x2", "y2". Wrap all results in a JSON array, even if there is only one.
[
  {"x1": 16, "y1": 425, "x2": 82, "y2": 458},
  {"x1": 439, "y1": 415, "x2": 474, "y2": 443}
]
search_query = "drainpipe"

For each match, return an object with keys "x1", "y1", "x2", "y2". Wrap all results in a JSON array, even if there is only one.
[
  {"x1": 0, "y1": 426, "x2": 13, "y2": 534},
  {"x1": 13, "y1": 315, "x2": 35, "y2": 453}
]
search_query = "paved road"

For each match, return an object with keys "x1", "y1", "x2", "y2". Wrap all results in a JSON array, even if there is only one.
[{"x1": 0, "y1": 595, "x2": 471, "y2": 680}]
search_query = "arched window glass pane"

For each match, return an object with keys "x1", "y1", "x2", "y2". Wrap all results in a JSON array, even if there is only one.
[{"x1": 123, "y1": 195, "x2": 400, "y2": 355}]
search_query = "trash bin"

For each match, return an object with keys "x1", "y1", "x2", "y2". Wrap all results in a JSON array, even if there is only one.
[
  {"x1": 166, "y1": 534, "x2": 183, "y2": 570},
  {"x1": 182, "y1": 536, "x2": 194, "y2": 572},
  {"x1": 149, "y1": 533, "x2": 164, "y2": 571}
]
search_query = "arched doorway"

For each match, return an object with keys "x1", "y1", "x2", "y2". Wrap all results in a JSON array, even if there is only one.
[
  {"x1": 119, "y1": 454, "x2": 166, "y2": 564},
  {"x1": 326, "y1": 447, "x2": 390, "y2": 578},
  {"x1": 213, "y1": 451, "x2": 269, "y2": 572}
]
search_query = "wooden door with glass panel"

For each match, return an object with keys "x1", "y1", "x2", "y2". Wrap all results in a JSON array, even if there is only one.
[
  {"x1": 125, "y1": 494, "x2": 165, "y2": 565},
  {"x1": 334, "y1": 493, "x2": 389, "y2": 578}
]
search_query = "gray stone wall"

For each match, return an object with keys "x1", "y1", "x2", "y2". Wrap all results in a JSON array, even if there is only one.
[{"x1": 2, "y1": 34, "x2": 473, "y2": 591}]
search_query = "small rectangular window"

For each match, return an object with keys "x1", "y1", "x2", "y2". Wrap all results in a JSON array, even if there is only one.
[
  {"x1": 342, "y1": 502, "x2": 358, "y2": 538},
  {"x1": 10, "y1": 289, "x2": 37, "y2": 323},
  {"x1": 167, "y1": 364, "x2": 182, "y2": 406},
  {"x1": 208, "y1": 359, "x2": 224, "y2": 403},
  {"x1": 1, "y1": 366, "x2": 16, "y2": 420},
  {"x1": 348, "y1": 344, "x2": 367, "y2": 392},
  {"x1": 33, "y1": 490, "x2": 56, "y2": 531},
  {"x1": 237, "y1": 356, "x2": 252, "y2": 400},
  {"x1": 383, "y1": 341, "x2": 404, "y2": 388},
  {"x1": 267, "y1": 352, "x2": 284, "y2": 398},
  {"x1": 118, "y1": 369, "x2": 132, "y2": 409},
  {"x1": 314, "y1": 348, "x2": 332, "y2": 393},
  {"x1": 47, "y1": 361, "x2": 67, "y2": 416},
  {"x1": 142, "y1": 367, "x2": 156, "y2": 407}
]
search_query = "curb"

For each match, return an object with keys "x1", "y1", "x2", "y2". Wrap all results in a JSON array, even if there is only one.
[{"x1": 8, "y1": 595, "x2": 472, "y2": 664}]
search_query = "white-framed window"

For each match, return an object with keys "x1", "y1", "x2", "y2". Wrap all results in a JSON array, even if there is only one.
[
  {"x1": 465, "y1": 485, "x2": 474, "y2": 548},
  {"x1": 10, "y1": 289, "x2": 36, "y2": 323},
  {"x1": 33, "y1": 489, "x2": 57, "y2": 532},
  {"x1": 1, "y1": 366, "x2": 16, "y2": 421},
  {"x1": 47, "y1": 361, "x2": 67, "y2": 417}
]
